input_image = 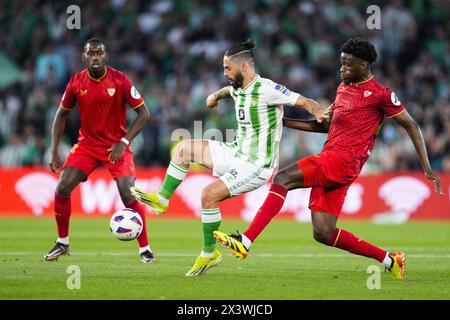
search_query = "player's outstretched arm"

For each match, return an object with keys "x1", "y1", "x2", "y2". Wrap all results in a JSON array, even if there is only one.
[
  {"x1": 49, "y1": 107, "x2": 71, "y2": 174},
  {"x1": 283, "y1": 104, "x2": 332, "y2": 133},
  {"x1": 294, "y1": 95, "x2": 330, "y2": 123},
  {"x1": 206, "y1": 86, "x2": 232, "y2": 109},
  {"x1": 283, "y1": 117, "x2": 330, "y2": 133},
  {"x1": 393, "y1": 109, "x2": 443, "y2": 195}
]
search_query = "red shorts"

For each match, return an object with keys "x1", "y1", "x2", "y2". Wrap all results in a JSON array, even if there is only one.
[
  {"x1": 297, "y1": 150, "x2": 361, "y2": 216},
  {"x1": 64, "y1": 143, "x2": 136, "y2": 180}
]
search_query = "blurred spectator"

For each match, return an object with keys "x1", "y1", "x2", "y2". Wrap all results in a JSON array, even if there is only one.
[
  {"x1": 0, "y1": 0, "x2": 448, "y2": 173},
  {"x1": 35, "y1": 42, "x2": 67, "y2": 89},
  {"x1": 0, "y1": 133, "x2": 26, "y2": 167}
]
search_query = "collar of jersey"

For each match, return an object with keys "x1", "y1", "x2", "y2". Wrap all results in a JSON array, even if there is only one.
[
  {"x1": 240, "y1": 74, "x2": 260, "y2": 94},
  {"x1": 347, "y1": 75, "x2": 374, "y2": 87},
  {"x1": 87, "y1": 67, "x2": 108, "y2": 82}
]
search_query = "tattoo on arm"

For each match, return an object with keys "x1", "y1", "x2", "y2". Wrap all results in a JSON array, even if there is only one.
[{"x1": 215, "y1": 86, "x2": 232, "y2": 100}]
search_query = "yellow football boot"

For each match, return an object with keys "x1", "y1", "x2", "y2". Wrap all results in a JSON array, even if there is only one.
[
  {"x1": 387, "y1": 251, "x2": 406, "y2": 280},
  {"x1": 213, "y1": 231, "x2": 249, "y2": 260},
  {"x1": 185, "y1": 250, "x2": 222, "y2": 277},
  {"x1": 130, "y1": 187, "x2": 168, "y2": 215}
]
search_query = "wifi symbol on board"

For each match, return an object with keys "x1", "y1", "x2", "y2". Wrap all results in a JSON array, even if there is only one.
[
  {"x1": 378, "y1": 176, "x2": 431, "y2": 215},
  {"x1": 15, "y1": 173, "x2": 58, "y2": 215}
]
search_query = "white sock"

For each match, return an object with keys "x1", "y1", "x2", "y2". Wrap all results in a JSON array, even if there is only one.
[
  {"x1": 200, "y1": 251, "x2": 214, "y2": 258},
  {"x1": 157, "y1": 192, "x2": 169, "y2": 206},
  {"x1": 139, "y1": 245, "x2": 152, "y2": 254},
  {"x1": 241, "y1": 234, "x2": 252, "y2": 249},
  {"x1": 383, "y1": 252, "x2": 393, "y2": 268},
  {"x1": 57, "y1": 237, "x2": 69, "y2": 245}
]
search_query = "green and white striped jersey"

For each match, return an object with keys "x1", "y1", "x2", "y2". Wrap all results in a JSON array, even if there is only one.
[{"x1": 228, "y1": 75, "x2": 300, "y2": 168}]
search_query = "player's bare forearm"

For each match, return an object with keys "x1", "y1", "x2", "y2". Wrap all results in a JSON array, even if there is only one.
[
  {"x1": 50, "y1": 107, "x2": 70, "y2": 154},
  {"x1": 294, "y1": 96, "x2": 329, "y2": 123},
  {"x1": 108, "y1": 104, "x2": 149, "y2": 164},
  {"x1": 49, "y1": 106, "x2": 70, "y2": 173},
  {"x1": 393, "y1": 110, "x2": 443, "y2": 194},
  {"x1": 394, "y1": 111, "x2": 432, "y2": 172},
  {"x1": 297, "y1": 98, "x2": 320, "y2": 115},
  {"x1": 283, "y1": 117, "x2": 329, "y2": 133},
  {"x1": 214, "y1": 86, "x2": 232, "y2": 100},
  {"x1": 124, "y1": 103, "x2": 150, "y2": 142},
  {"x1": 206, "y1": 86, "x2": 231, "y2": 109}
]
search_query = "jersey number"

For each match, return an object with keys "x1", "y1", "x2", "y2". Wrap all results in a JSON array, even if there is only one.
[{"x1": 238, "y1": 109, "x2": 245, "y2": 120}]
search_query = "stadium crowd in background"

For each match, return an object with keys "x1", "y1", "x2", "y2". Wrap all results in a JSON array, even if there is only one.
[{"x1": 0, "y1": 0, "x2": 448, "y2": 173}]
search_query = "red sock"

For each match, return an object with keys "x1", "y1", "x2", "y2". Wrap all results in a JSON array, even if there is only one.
[
  {"x1": 328, "y1": 228, "x2": 387, "y2": 262},
  {"x1": 126, "y1": 199, "x2": 149, "y2": 248},
  {"x1": 244, "y1": 184, "x2": 288, "y2": 242},
  {"x1": 55, "y1": 193, "x2": 71, "y2": 238}
]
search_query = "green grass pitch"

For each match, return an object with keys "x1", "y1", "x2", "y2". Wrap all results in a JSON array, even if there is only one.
[{"x1": 0, "y1": 217, "x2": 449, "y2": 300}]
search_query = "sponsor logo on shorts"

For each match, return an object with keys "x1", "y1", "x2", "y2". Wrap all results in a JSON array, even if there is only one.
[{"x1": 228, "y1": 168, "x2": 263, "y2": 193}]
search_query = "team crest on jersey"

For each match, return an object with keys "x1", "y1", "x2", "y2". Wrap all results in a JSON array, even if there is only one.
[
  {"x1": 364, "y1": 90, "x2": 372, "y2": 97},
  {"x1": 251, "y1": 97, "x2": 258, "y2": 106},
  {"x1": 80, "y1": 89, "x2": 87, "y2": 95},
  {"x1": 107, "y1": 88, "x2": 115, "y2": 96},
  {"x1": 391, "y1": 91, "x2": 401, "y2": 106}
]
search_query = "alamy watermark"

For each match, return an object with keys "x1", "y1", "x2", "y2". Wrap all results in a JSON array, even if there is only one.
[
  {"x1": 366, "y1": 265, "x2": 381, "y2": 289},
  {"x1": 66, "y1": 5, "x2": 81, "y2": 30},
  {"x1": 170, "y1": 120, "x2": 236, "y2": 163},
  {"x1": 366, "y1": 5, "x2": 381, "y2": 30},
  {"x1": 66, "y1": 265, "x2": 81, "y2": 290},
  {"x1": 171, "y1": 121, "x2": 236, "y2": 145}
]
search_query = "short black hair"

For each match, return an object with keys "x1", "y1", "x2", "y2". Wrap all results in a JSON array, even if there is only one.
[
  {"x1": 341, "y1": 37, "x2": 377, "y2": 64},
  {"x1": 83, "y1": 37, "x2": 106, "y2": 51},
  {"x1": 225, "y1": 39, "x2": 255, "y2": 63}
]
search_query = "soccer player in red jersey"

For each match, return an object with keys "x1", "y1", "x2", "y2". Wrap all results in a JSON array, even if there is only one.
[
  {"x1": 44, "y1": 38, "x2": 154, "y2": 263},
  {"x1": 215, "y1": 38, "x2": 443, "y2": 279}
]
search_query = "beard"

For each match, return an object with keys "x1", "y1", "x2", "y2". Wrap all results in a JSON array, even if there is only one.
[{"x1": 232, "y1": 72, "x2": 244, "y2": 89}]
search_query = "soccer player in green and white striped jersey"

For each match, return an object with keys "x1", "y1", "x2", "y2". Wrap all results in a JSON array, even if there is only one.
[{"x1": 131, "y1": 39, "x2": 328, "y2": 276}]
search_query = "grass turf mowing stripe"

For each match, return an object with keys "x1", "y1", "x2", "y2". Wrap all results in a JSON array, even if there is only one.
[
  {"x1": 1, "y1": 252, "x2": 450, "y2": 258},
  {"x1": 1, "y1": 218, "x2": 449, "y2": 300}
]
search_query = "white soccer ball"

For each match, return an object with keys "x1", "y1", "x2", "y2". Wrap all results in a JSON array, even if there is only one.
[{"x1": 109, "y1": 208, "x2": 143, "y2": 241}]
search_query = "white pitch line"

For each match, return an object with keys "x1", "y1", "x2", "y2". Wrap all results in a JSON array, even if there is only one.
[{"x1": 1, "y1": 252, "x2": 450, "y2": 259}]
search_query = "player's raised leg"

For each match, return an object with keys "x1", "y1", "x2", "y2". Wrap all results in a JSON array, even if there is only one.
[
  {"x1": 131, "y1": 139, "x2": 213, "y2": 214},
  {"x1": 44, "y1": 167, "x2": 86, "y2": 261},
  {"x1": 311, "y1": 211, "x2": 405, "y2": 279},
  {"x1": 117, "y1": 176, "x2": 155, "y2": 263},
  {"x1": 215, "y1": 162, "x2": 303, "y2": 258},
  {"x1": 185, "y1": 179, "x2": 228, "y2": 276}
]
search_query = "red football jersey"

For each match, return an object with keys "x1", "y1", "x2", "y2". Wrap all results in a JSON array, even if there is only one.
[
  {"x1": 60, "y1": 66, "x2": 144, "y2": 148},
  {"x1": 324, "y1": 77, "x2": 405, "y2": 161}
]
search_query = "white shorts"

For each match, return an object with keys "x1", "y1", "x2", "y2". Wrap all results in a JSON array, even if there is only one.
[{"x1": 208, "y1": 140, "x2": 274, "y2": 196}]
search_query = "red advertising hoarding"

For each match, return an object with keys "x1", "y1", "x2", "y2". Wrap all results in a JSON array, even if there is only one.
[{"x1": 0, "y1": 168, "x2": 448, "y2": 222}]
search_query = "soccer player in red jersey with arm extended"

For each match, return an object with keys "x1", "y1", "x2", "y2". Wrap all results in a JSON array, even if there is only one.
[
  {"x1": 215, "y1": 37, "x2": 443, "y2": 279},
  {"x1": 44, "y1": 38, "x2": 154, "y2": 263}
]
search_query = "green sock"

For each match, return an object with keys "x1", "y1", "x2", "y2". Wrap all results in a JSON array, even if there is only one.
[
  {"x1": 159, "y1": 161, "x2": 188, "y2": 200},
  {"x1": 202, "y1": 208, "x2": 221, "y2": 253}
]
